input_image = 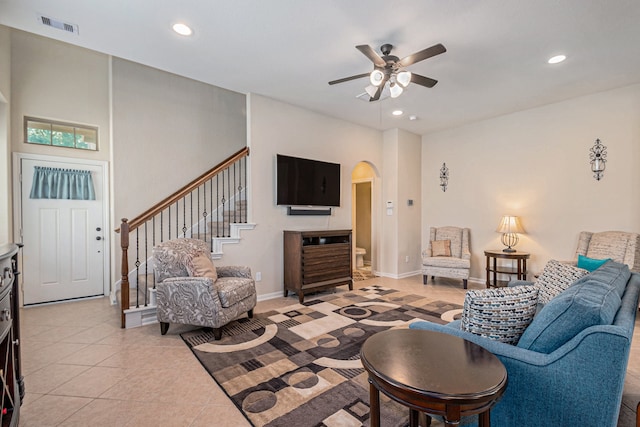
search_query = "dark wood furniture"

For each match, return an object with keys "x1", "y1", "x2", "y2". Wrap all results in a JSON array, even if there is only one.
[
  {"x1": 0, "y1": 244, "x2": 23, "y2": 427},
  {"x1": 361, "y1": 329, "x2": 507, "y2": 427},
  {"x1": 484, "y1": 249, "x2": 530, "y2": 288},
  {"x1": 283, "y1": 229, "x2": 353, "y2": 303}
]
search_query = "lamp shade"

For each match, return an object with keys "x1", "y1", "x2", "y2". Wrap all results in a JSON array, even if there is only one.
[
  {"x1": 496, "y1": 215, "x2": 525, "y2": 234},
  {"x1": 389, "y1": 82, "x2": 403, "y2": 98},
  {"x1": 396, "y1": 71, "x2": 412, "y2": 87},
  {"x1": 370, "y1": 69, "x2": 384, "y2": 86}
]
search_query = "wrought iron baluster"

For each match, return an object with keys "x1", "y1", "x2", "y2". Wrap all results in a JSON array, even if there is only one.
[
  {"x1": 202, "y1": 182, "x2": 208, "y2": 250},
  {"x1": 227, "y1": 167, "x2": 231, "y2": 237},
  {"x1": 220, "y1": 173, "x2": 225, "y2": 237},
  {"x1": 197, "y1": 187, "x2": 201, "y2": 239},
  {"x1": 182, "y1": 197, "x2": 187, "y2": 237},
  {"x1": 238, "y1": 158, "x2": 243, "y2": 223},
  {"x1": 144, "y1": 222, "x2": 148, "y2": 307},
  {"x1": 135, "y1": 228, "x2": 140, "y2": 308},
  {"x1": 233, "y1": 162, "x2": 237, "y2": 224},
  {"x1": 190, "y1": 192, "x2": 193, "y2": 238},
  {"x1": 210, "y1": 177, "x2": 214, "y2": 251},
  {"x1": 153, "y1": 216, "x2": 156, "y2": 289}
]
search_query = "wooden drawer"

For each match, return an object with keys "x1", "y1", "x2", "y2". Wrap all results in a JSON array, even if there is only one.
[
  {"x1": 0, "y1": 255, "x2": 13, "y2": 297},
  {"x1": 0, "y1": 292, "x2": 11, "y2": 341},
  {"x1": 303, "y1": 266, "x2": 351, "y2": 284},
  {"x1": 303, "y1": 243, "x2": 350, "y2": 260}
]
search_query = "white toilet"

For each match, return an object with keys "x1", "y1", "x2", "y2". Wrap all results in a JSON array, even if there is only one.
[{"x1": 355, "y1": 247, "x2": 366, "y2": 268}]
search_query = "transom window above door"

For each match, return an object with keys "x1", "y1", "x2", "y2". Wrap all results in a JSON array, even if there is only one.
[{"x1": 24, "y1": 117, "x2": 98, "y2": 151}]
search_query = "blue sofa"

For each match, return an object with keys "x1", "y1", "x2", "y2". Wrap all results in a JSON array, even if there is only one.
[{"x1": 410, "y1": 260, "x2": 640, "y2": 426}]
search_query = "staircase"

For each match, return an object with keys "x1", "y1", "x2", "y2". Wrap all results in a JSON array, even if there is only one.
[{"x1": 115, "y1": 147, "x2": 252, "y2": 328}]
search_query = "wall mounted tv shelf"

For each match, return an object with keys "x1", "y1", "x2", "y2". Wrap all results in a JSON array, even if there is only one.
[{"x1": 283, "y1": 229, "x2": 353, "y2": 303}]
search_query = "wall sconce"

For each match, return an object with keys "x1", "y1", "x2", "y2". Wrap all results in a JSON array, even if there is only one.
[
  {"x1": 496, "y1": 215, "x2": 525, "y2": 253},
  {"x1": 589, "y1": 138, "x2": 607, "y2": 181},
  {"x1": 439, "y1": 163, "x2": 449, "y2": 192}
]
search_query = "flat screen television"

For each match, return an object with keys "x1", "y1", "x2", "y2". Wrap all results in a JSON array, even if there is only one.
[{"x1": 276, "y1": 154, "x2": 341, "y2": 207}]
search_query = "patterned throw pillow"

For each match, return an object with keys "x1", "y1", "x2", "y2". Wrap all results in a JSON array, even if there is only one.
[
  {"x1": 535, "y1": 260, "x2": 589, "y2": 304},
  {"x1": 431, "y1": 239, "x2": 451, "y2": 257},
  {"x1": 186, "y1": 253, "x2": 218, "y2": 282},
  {"x1": 461, "y1": 286, "x2": 539, "y2": 345}
]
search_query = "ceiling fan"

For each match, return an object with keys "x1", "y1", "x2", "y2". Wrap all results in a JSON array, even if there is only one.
[{"x1": 329, "y1": 43, "x2": 446, "y2": 101}]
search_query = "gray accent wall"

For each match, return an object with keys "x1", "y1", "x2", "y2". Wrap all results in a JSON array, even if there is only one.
[{"x1": 111, "y1": 57, "x2": 246, "y2": 226}]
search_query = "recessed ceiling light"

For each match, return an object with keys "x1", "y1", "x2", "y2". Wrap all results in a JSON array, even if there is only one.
[
  {"x1": 409, "y1": 115, "x2": 418, "y2": 121},
  {"x1": 392, "y1": 110, "x2": 403, "y2": 116},
  {"x1": 172, "y1": 23, "x2": 193, "y2": 36},
  {"x1": 548, "y1": 54, "x2": 566, "y2": 64}
]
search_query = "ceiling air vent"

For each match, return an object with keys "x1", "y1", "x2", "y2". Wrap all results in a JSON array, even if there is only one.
[{"x1": 37, "y1": 14, "x2": 79, "y2": 35}]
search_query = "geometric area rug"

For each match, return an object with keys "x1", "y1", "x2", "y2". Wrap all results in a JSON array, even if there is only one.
[{"x1": 181, "y1": 285, "x2": 463, "y2": 427}]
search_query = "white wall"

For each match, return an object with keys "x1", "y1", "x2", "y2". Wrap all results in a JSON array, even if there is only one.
[
  {"x1": 396, "y1": 129, "x2": 422, "y2": 276},
  {"x1": 379, "y1": 129, "x2": 422, "y2": 277},
  {"x1": 422, "y1": 83, "x2": 640, "y2": 280},
  {"x1": 220, "y1": 94, "x2": 384, "y2": 298}
]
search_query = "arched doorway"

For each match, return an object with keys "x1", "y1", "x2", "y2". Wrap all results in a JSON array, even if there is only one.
[{"x1": 352, "y1": 161, "x2": 378, "y2": 277}]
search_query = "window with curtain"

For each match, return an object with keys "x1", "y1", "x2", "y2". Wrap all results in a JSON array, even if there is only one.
[{"x1": 29, "y1": 166, "x2": 96, "y2": 200}]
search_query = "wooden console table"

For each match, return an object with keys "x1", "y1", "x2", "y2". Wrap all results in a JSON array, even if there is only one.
[
  {"x1": 283, "y1": 230, "x2": 353, "y2": 303},
  {"x1": 485, "y1": 249, "x2": 530, "y2": 288}
]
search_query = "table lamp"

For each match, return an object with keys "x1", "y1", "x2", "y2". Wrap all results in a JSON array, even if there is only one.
[{"x1": 496, "y1": 215, "x2": 525, "y2": 253}]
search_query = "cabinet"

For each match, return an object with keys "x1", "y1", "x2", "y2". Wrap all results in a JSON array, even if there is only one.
[
  {"x1": 0, "y1": 244, "x2": 22, "y2": 427},
  {"x1": 283, "y1": 230, "x2": 353, "y2": 303},
  {"x1": 484, "y1": 249, "x2": 530, "y2": 288}
]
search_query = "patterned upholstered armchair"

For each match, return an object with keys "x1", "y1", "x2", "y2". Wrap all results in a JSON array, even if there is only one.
[
  {"x1": 153, "y1": 238, "x2": 257, "y2": 340},
  {"x1": 422, "y1": 226, "x2": 471, "y2": 289},
  {"x1": 574, "y1": 231, "x2": 640, "y2": 272}
]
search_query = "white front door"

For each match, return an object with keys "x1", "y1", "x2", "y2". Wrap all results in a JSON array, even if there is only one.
[{"x1": 21, "y1": 158, "x2": 106, "y2": 304}]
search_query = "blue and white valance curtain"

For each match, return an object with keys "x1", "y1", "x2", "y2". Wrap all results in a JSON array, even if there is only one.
[{"x1": 30, "y1": 166, "x2": 96, "y2": 200}]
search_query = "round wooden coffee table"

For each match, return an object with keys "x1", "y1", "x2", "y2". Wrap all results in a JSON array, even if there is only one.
[{"x1": 361, "y1": 329, "x2": 507, "y2": 427}]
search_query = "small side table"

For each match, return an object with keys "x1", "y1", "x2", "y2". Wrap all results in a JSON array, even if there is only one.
[
  {"x1": 361, "y1": 329, "x2": 507, "y2": 427},
  {"x1": 485, "y1": 250, "x2": 530, "y2": 288}
]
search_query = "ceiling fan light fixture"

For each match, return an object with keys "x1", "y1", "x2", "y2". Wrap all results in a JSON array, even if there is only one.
[
  {"x1": 370, "y1": 69, "x2": 384, "y2": 86},
  {"x1": 389, "y1": 82, "x2": 403, "y2": 98},
  {"x1": 364, "y1": 85, "x2": 378, "y2": 97},
  {"x1": 396, "y1": 71, "x2": 412, "y2": 88}
]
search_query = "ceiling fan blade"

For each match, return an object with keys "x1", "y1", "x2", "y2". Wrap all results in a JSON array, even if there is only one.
[
  {"x1": 411, "y1": 73, "x2": 438, "y2": 88},
  {"x1": 369, "y1": 76, "x2": 389, "y2": 101},
  {"x1": 356, "y1": 45, "x2": 386, "y2": 67},
  {"x1": 328, "y1": 73, "x2": 370, "y2": 85},
  {"x1": 399, "y1": 43, "x2": 446, "y2": 67}
]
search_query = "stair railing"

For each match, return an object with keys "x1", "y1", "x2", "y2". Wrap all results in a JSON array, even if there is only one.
[{"x1": 115, "y1": 147, "x2": 249, "y2": 328}]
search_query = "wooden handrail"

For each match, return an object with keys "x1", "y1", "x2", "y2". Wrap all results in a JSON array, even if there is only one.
[
  {"x1": 116, "y1": 146, "x2": 249, "y2": 327},
  {"x1": 115, "y1": 146, "x2": 249, "y2": 233}
]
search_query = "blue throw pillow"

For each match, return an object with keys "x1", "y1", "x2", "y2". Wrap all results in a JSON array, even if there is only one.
[
  {"x1": 577, "y1": 254, "x2": 610, "y2": 272},
  {"x1": 517, "y1": 278, "x2": 621, "y2": 353}
]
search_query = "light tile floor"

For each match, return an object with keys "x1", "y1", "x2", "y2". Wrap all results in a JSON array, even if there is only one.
[{"x1": 17, "y1": 275, "x2": 640, "y2": 426}]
